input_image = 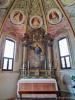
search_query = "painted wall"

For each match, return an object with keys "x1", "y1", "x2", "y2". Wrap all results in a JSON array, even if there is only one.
[
  {"x1": 0, "y1": 31, "x2": 75, "y2": 98},
  {"x1": 0, "y1": 34, "x2": 23, "y2": 99},
  {"x1": 53, "y1": 29, "x2": 75, "y2": 92},
  {"x1": 0, "y1": 72, "x2": 19, "y2": 99}
]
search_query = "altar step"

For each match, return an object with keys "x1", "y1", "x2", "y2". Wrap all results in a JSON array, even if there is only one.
[
  {"x1": 7, "y1": 97, "x2": 73, "y2": 100},
  {"x1": 16, "y1": 97, "x2": 72, "y2": 100},
  {"x1": 16, "y1": 98, "x2": 57, "y2": 100}
]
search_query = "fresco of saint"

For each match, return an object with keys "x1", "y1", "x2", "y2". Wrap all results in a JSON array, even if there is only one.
[{"x1": 32, "y1": 17, "x2": 40, "y2": 27}]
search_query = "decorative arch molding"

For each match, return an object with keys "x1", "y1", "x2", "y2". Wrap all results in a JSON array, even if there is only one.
[{"x1": 0, "y1": 0, "x2": 16, "y2": 38}]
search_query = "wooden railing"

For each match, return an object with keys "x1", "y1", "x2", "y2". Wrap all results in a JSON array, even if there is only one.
[{"x1": 19, "y1": 68, "x2": 56, "y2": 78}]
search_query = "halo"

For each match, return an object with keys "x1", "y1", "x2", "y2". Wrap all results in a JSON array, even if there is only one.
[
  {"x1": 30, "y1": 16, "x2": 43, "y2": 29},
  {"x1": 10, "y1": 9, "x2": 25, "y2": 25},
  {"x1": 61, "y1": 0, "x2": 75, "y2": 6},
  {"x1": 0, "y1": 0, "x2": 10, "y2": 8},
  {"x1": 47, "y1": 8, "x2": 62, "y2": 25}
]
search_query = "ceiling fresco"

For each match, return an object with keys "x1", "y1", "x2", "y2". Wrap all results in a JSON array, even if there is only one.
[
  {"x1": 0, "y1": 0, "x2": 75, "y2": 39},
  {"x1": 0, "y1": 0, "x2": 10, "y2": 8},
  {"x1": 60, "y1": 0, "x2": 75, "y2": 32},
  {"x1": 0, "y1": 0, "x2": 14, "y2": 30},
  {"x1": 61, "y1": 0, "x2": 75, "y2": 6}
]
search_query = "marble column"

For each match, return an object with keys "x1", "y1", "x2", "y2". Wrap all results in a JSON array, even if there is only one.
[
  {"x1": 47, "y1": 41, "x2": 52, "y2": 71},
  {"x1": 47, "y1": 42, "x2": 53, "y2": 77},
  {"x1": 22, "y1": 41, "x2": 27, "y2": 69},
  {"x1": 21, "y1": 41, "x2": 28, "y2": 77}
]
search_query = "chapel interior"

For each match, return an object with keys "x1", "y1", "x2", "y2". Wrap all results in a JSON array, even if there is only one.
[{"x1": 0, "y1": 0, "x2": 75, "y2": 100}]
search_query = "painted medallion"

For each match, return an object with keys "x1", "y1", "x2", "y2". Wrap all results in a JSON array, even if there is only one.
[
  {"x1": 47, "y1": 8, "x2": 62, "y2": 25},
  {"x1": 30, "y1": 16, "x2": 43, "y2": 29},
  {"x1": 10, "y1": 9, "x2": 25, "y2": 25}
]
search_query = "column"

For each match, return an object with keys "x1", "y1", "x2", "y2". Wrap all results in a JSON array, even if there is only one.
[
  {"x1": 47, "y1": 41, "x2": 52, "y2": 70},
  {"x1": 21, "y1": 41, "x2": 27, "y2": 77},
  {"x1": 47, "y1": 41, "x2": 53, "y2": 77},
  {"x1": 22, "y1": 41, "x2": 27, "y2": 69}
]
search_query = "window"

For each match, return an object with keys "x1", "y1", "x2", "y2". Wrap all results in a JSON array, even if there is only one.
[
  {"x1": 2, "y1": 39, "x2": 15, "y2": 71},
  {"x1": 58, "y1": 38, "x2": 71, "y2": 69}
]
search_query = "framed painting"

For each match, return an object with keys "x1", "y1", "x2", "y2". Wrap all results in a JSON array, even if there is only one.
[
  {"x1": 0, "y1": 0, "x2": 10, "y2": 8},
  {"x1": 28, "y1": 42, "x2": 47, "y2": 70}
]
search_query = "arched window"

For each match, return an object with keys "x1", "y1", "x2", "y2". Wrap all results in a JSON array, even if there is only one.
[
  {"x1": 58, "y1": 37, "x2": 71, "y2": 69},
  {"x1": 2, "y1": 38, "x2": 15, "y2": 71}
]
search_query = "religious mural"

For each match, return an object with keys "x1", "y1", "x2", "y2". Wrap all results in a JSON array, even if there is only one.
[
  {"x1": 0, "y1": 0, "x2": 75, "y2": 38},
  {"x1": 10, "y1": 9, "x2": 25, "y2": 25},
  {"x1": 0, "y1": 0, "x2": 10, "y2": 8},
  {"x1": 60, "y1": 0, "x2": 75, "y2": 32},
  {"x1": 61, "y1": 0, "x2": 75, "y2": 6},
  {"x1": 30, "y1": 16, "x2": 43, "y2": 29},
  {"x1": 28, "y1": 42, "x2": 46, "y2": 69},
  {"x1": 3, "y1": 9, "x2": 26, "y2": 37},
  {"x1": 47, "y1": 8, "x2": 62, "y2": 25}
]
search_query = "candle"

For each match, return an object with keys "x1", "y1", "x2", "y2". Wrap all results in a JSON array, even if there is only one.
[
  {"x1": 28, "y1": 60, "x2": 30, "y2": 69},
  {"x1": 45, "y1": 59, "x2": 46, "y2": 69},
  {"x1": 23, "y1": 64, "x2": 24, "y2": 69}
]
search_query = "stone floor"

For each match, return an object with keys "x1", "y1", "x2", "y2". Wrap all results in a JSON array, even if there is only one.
[
  {"x1": 7, "y1": 97, "x2": 73, "y2": 100},
  {"x1": 16, "y1": 97, "x2": 72, "y2": 100},
  {"x1": 16, "y1": 98, "x2": 57, "y2": 100}
]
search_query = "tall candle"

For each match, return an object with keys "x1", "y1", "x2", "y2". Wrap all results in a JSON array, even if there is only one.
[
  {"x1": 45, "y1": 59, "x2": 46, "y2": 69},
  {"x1": 28, "y1": 60, "x2": 29, "y2": 69},
  {"x1": 23, "y1": 64, "x2": 24, "y2": 70}
]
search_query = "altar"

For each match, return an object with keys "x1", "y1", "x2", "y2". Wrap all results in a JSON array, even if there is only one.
[
  {"x1": 17, "y1": 28, "x2": 58, "y2": 99},
  {"x1": 17, "y1": 78, "x2": 58, "y2": 99}
]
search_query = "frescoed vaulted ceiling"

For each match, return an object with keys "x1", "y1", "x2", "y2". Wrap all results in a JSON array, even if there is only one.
[
  {"x1": 60, "y1": 0, "x2": 75, "y2": 32},
  {"x1": 0, "y1": 0, "x2": 75, "y2": 39}
]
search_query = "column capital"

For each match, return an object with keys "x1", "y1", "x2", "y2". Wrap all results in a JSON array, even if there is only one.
[{"x1": 47, "y1": 40, "x2": 53, "y2": 47}]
